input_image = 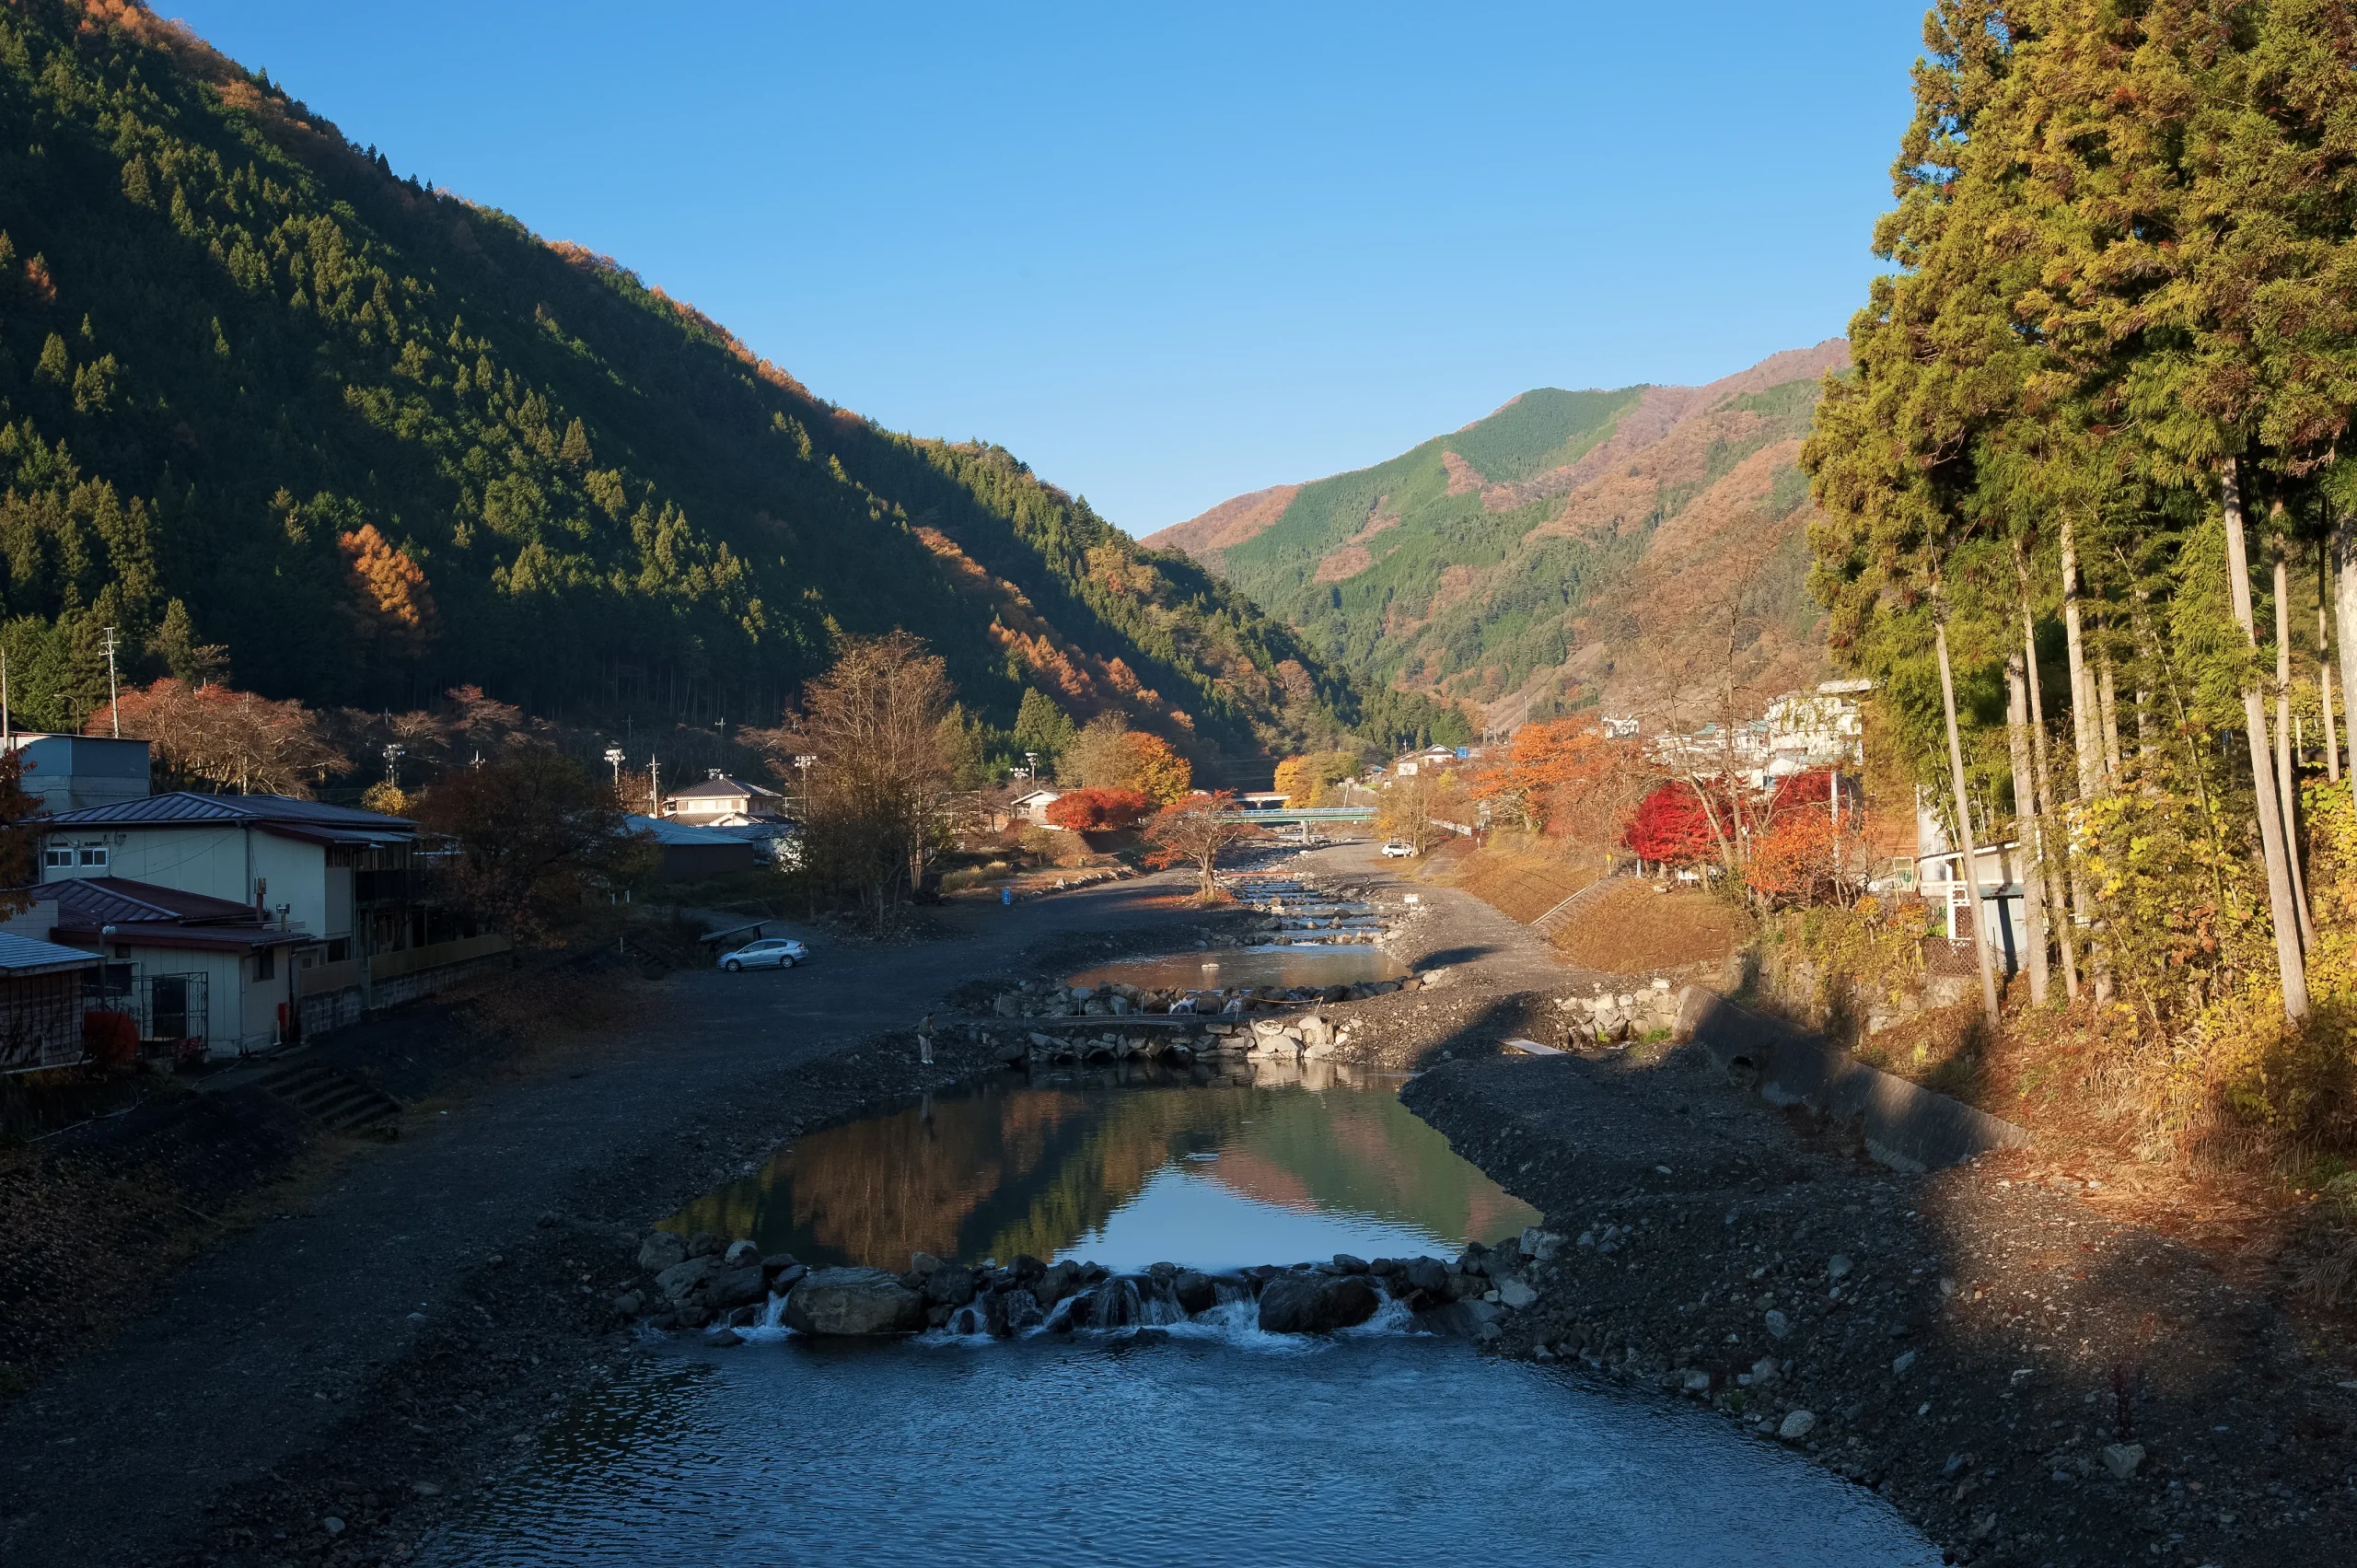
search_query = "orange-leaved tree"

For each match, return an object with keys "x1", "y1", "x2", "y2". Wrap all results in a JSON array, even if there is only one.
[{"x1": 1472, "y1": 721, "x2": 1653, "y2": 845}]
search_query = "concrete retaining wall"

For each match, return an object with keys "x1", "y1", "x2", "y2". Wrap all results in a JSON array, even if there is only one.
[{"x1": 1672, "y1": 987, "x2": 2029, "y2": 1172}]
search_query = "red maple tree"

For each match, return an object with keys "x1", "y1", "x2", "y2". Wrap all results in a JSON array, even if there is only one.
[
  {"x1": 1621, "y1": 782, "x2": 1721, "y2": 866},
  {"x1": 1045, "y1": 787, "x2": 1153, "y2": 831}
]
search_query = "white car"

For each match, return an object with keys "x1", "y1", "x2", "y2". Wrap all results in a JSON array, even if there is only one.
[
  {"x1": 718, "y1": 937, "x2": 808, "y2": 972},
  {"x1": 1381, "y1": 840, "x2": 1415, "y2": 858}
]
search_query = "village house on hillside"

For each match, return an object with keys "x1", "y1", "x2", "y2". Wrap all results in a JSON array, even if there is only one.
[
  {"x1": 657, "y1": 771, "x2": 787, "y2": 825},
  {"x1": 656, "y1": 770, "x2": 802, "y2": 866}
]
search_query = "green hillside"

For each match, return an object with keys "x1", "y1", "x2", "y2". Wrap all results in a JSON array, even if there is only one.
[
  {"x1": 1146, "y1": 349, "x2": 1842, "y2": 714},
  {"x1": 0, "y1": 0, "x2": 1421, "y2": 757}
]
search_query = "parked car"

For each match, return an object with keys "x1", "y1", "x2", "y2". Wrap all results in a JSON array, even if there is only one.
[
  {"x1": 718, "y1": 937, "x2": 808, "y2": 971},
  {"x1": 1380, "y1": 840, "x2": 1415, "y2": 858}
]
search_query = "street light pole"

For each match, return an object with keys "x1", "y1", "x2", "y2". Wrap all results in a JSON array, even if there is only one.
[{"x1": 604, "y1": 746, "x2": 626, "y2": 796}]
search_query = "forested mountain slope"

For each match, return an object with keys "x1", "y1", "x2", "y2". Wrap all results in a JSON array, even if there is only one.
[
  {"x1": 0, "y1": 0, "x2": 1404, "y2": 757},
  {"x1": 1145, "y1": 343, "x2": 1847, "y2": 723}
]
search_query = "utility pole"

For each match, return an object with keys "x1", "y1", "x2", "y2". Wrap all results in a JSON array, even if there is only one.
[
  {"x1": 3, "y1": 645, "x2": 12, "y2": 746},
  {"x1": 648, "y1": 756, "x2": 661, "y2": 816},
  {"x1": 382, "y1": 744, "x2": 404, "y2": 788},
  {"x1": 101, "y1": 626, "x2": 121, "y2": 738},
  {"x1": 604, "y1": 746, "x2": 626, "y2": 796}
]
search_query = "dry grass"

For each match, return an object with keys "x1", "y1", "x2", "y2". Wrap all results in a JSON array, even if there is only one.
[
  {"x1": 1438, "y1": 845, "x2": 1606, "y2": 923},
  {"x1": 1551, "y1": 881, "x2": 1742, "y2": 973}
]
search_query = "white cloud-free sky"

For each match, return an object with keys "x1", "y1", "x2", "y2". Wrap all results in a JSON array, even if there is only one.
[{"x1": 173, "y1": 2, "x2": 1927, "y2": 532}]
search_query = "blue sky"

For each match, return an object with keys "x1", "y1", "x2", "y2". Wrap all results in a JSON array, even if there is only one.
[{"x1": 174, "y1": 2, "x2": 1926, "y2": 534}]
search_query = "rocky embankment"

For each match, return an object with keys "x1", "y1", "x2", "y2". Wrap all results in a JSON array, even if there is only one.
[
  {"x1": 1399, "y1": 1047, "x2": 2357, "y2": 1568},
  {"x1": 615, "y1": 1227, "x2": 1538, "y2": 1342}
]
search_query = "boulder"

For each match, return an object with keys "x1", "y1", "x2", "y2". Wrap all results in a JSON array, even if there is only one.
[
  {"x1": 1414, "y1": 1298, "x2": 1500, "y2": 1339},
  {"x1": 768, "y1": 1263, "x2": 808, "y2": 1295},
  {"x1": 723, "y1": 1238, "x2": 761, "y2": 1267},
  {"x1": 781, "y1": 1268, "x2": 928, "y2": 1336},
  {"x1": 687, "y1": 1232, "x2": 723, "y2": 1260},
  {"x1": 994, "y1": 993, "x2": 1022, "y2": 1017},
  {"x1": 924, "y1": 1266, "x2": 978, "y2": 1307},
  {"x1": 1034, "y1": 1260, "x2": 1082, "y2": 1308},
  {"x1": 702, "y1": 1265, "x2": 769, "y2": 1310},
  {"x1": 1495, "y1": 1278, "x2": 1539, "y2": 1310},
  {"x1": 655, "y1": 1256, "x2": 721, "y2": 1302},
  {"x1": 1172, "y1": 1270, "x2": 1217, "y2": 1315},
  {"x1": 1402, "y1": 1256, "x2": 1449, "y2": 1300},
  {"x1": 1257, "y1": 1272, "x2": 1380, "y2": 1334},
  {"x1": 637, "y1": 1232, "x2": 688, "y2": 1273},
  {"x1": 2099, "y1": 1442, "x2": 2144, "y2": 1481},
  {"x1": 1777, "y1": 1410, "x2": 1817, "y2": 1442}
]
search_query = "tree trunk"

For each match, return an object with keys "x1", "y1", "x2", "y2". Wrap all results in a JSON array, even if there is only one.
[
  {"x1": 2058, "y1": 513, "x2": 2109, "y2": 1002},
  {"x1": 2319, "y1": 535, "x2": 2338, "y2": 783},
  {"x1": 2018, "y1": 581, "x2": 2082, "y2": 1001},
  {"x1": 2061, "y1": 513, "x2": 2105, "y2": 796},
  {"x1": 1934, "y1": 616, "x2": 2002, "y2": 1025},
  {"x1": 2334, "y1": 507, "x2": 2357, "y2": 805},
  {"x1": 2224, "y1": 460, "x2": 2311, "y2": 1023},
  {"x1": 2005, "y1": 652, "x2": 2049, "y2": 1007},
  {"x1": 2270, "y1": 528, "x2": 2317, "y2": 952},
  {"x1": 2098, "y1": 656, "x2": 2123, "y2": 781}
]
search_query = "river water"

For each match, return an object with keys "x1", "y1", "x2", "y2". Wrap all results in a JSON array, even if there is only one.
[{"x1": 424, "y1": 1063, "x2": 1938, "y2": 1566}]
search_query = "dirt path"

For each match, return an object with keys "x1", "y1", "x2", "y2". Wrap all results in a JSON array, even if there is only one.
[{"x1": 0, "y1": 874, "x2": 1215, "y2": 1568}]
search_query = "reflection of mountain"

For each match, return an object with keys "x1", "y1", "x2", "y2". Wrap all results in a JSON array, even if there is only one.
[{"x1": 663, "y1": 1072, "x2": 1538, "y2": 1271}]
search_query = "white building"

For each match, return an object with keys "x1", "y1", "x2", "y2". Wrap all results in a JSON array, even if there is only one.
[
  {"x1": 659, "y1": 772, "x2": 788, "y2": 825},
  {"x1": 22, "y1": 792, "x2": 506, "y2": 1055}
]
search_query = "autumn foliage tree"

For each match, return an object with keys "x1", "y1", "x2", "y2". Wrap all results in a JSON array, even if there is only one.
[
  {"x1": 1271, "y1": 749, "x2": 1361, "y2": 807},
  {"x1": 412, "y1": 748, "x2": 634, "y2": 939},
  {"x1": 1057, "y1": 714, "x2": 1193, "y2": 804},
  {"x1": 1145, "y1": 792, "x2": 1260, "y2": 899},
  {"x1": 1621, "y1": 782, "x2": 1721, "y2": 869},
  {"x1": 792, "y1": 633, "x2": 969, "y2": 923},
  {"x1": 100, "y1": 679, "x2": 349, "y2": 796},
  {"x1": 1044, "y1": 787, "x2": 1153, "y2": 831},
  {"x1": 1471, "y1": 721, "x2": 1650, "y2": 846}
]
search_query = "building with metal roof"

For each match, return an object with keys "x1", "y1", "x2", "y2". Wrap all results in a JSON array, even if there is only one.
[{"x1": 34, "y1": 792, "x2": 502, "y2": 1057}]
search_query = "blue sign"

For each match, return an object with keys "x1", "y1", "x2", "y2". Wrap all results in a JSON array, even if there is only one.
[
  {"x1": 1455, "y1": 746, "x2": 1470, "y2": 759},
  {"x1": 1000, "y1": 886, "x2": 1015, "y2": 906}
]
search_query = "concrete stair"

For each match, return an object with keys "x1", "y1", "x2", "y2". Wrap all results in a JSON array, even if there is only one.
[{"x1": 251, "y1": 1059, "x2": 402, "y2": 1132}]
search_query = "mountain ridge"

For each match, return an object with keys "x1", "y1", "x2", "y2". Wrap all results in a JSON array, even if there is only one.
[
  {"x1": 0, "y1": 0, "x2": 1443, "y2": 761},
  {"x1": 1142, "y1": 341, "x2": 1848, "y2": 725}
]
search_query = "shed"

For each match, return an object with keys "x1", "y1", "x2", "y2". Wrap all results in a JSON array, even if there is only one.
[
  {"x1": 623, "y1": 814, "x2": 763, "y2": 882},
  {"x1": 0, "y1": 931, "x2": 101, "y2": 1074}
]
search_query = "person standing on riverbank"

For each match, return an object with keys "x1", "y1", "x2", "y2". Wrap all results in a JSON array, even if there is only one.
[{"x1": 918, "y1": 1012, "x2": 934, "y2": 1065}]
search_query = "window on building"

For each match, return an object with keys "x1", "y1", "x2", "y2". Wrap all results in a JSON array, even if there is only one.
[
  {"x1": 76, "y1": 845, "x2": 108, "y2": 868},
  {"x1": 43, "y1": 847, "x2": 72, "y2": 868},
  {"x1": 326, "y1": 938, "x2": 350, "y2": 963},
  {"x1": 253, "y1": 948, "x2": 274, "y2": 981}
]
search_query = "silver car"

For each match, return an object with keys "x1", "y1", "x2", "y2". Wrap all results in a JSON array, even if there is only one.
[{"x1": 718, "y1": 937, "x2": 808, "y2": 971}]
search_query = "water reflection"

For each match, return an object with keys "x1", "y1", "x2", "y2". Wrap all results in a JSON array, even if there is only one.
[
  {"x1": 1066, "y1": 944, "x2": 1408, "y2": 992},
  {"x1": 663, "y1": 1061, "x2": 1538, "y2": 1272}
]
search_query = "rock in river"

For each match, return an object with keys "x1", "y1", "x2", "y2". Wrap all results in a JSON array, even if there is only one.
[
  {"x1": 1257, "y1": 1272, "x2": 1379, "y2": 1334},
  {"x1": 781, "y1": 1267, "x2": 928, "y2": 1336}
]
